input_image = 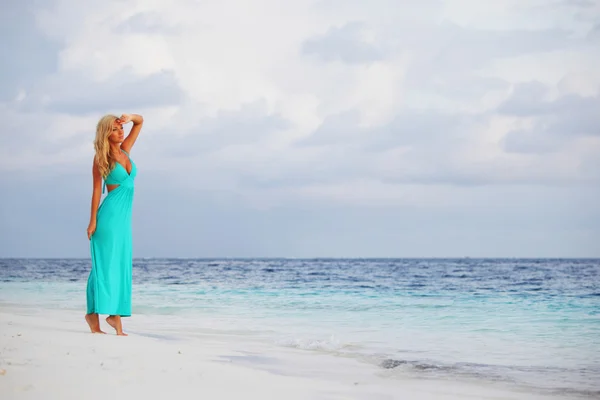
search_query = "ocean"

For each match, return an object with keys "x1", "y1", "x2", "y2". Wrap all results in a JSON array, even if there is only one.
[{"x1": 1, "y1": 258, "x2": 598, "y2": 398}]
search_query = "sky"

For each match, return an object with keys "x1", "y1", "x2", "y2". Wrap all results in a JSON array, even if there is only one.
[{"x1": 0, "y1": 0, "x2": 599, "y2": 258}]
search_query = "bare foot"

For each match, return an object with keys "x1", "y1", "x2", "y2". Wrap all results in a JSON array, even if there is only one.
[
  {"x1": 85, "y1": 313, "x2": 106, "y2": 334},
  {"x1": 106, "y1": 315, "x2": 128, "y2": 336}
]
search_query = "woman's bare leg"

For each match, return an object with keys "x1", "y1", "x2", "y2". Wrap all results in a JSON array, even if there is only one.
[
  {"x1": 85, "y1": 313, "x2": 106, "y2": 334},
  {"x1": 106, "y1": 315, "x2": 128, "y2": 336}
]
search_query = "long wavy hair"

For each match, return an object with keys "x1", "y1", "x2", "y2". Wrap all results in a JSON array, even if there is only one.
[{"x1": 93, "y1": 114, "x2": 119, "y2": 178}]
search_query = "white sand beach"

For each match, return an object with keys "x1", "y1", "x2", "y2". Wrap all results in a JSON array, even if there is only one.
[{"x1": 0, "y1": 305, "x2": 574, "y2": 400}]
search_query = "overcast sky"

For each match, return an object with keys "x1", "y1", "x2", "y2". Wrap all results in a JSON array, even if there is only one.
[{"x1": 1, "y1": 0, "x2": 599, "y2": 258}]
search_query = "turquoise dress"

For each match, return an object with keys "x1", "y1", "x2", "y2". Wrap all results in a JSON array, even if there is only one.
[{"x1": 86, "y1": 149, "x2": 137, "y2": 316}]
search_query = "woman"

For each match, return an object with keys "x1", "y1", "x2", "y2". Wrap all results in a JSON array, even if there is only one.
[{"x1": 85, "y1": 113, "x2": 143, "y2": 336}]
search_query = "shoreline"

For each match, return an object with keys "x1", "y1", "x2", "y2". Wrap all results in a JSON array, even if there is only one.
[{"x1": 0, "y1": 305, "x2": 580, "y2": 400}]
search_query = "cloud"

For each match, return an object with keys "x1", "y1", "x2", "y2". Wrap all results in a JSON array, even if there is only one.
[
  {"x1": 397, "y1": 23, "x2": 577, "y2": 106},
  {"x1": 301, "y1": 16, "x2": 576, "y2": 81},
  {"x1": 587, "y1": 22, "x2": 600, "y2": 40},
  {"x1": 114, "y1": 11, "x2": 182, "y2": 35},
  {"x1": 501, "y1": 129, "x2": 563, "y2": 154},
  {"x1": 148, "y1": 99, "x2": 290, "y2": 157},
  {"x1": 302, "y1": 22, "x2": 384, "y2": 64},
  {"x1": 564, "y1": 0, "x2": 597, "y2": 7},
  {"x1": 298, "y1": 108, "x2": 467, "y2": 151},
  {"x1": 0, "y1": 0, "x2": 59, "y2": 101},
  {"x1": 1, "y1": 0, "x2": 600, "y2": 257},
  {"x1": 427, "y1": 24, "x2": 573, "y2": 65},
  {"x1": 367, "y1": 111, "x2": 468, "y2": 151},
  {"x1": 296, "y1": 110, "x2": 363, "y2": 146},
  {"x1": 0, "y1": 101, "x2": 103, "y2": 169},
  {"x1": 497, "y1": 81, "x2": 552, "y2": 116},
  {"x1": 19, "y1": 68, "x2": 184, "y2": 114},
  {"x1": 498, "y1": 81, "x2": 600, "y2": 153},
  {"x1": 313, "y1": 0, "x2": 443, "y2": 23}
]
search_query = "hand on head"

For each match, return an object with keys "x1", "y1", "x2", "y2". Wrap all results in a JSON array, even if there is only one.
[{"x1": 117, "y1": 114, "x2": 133, "y2": 124}]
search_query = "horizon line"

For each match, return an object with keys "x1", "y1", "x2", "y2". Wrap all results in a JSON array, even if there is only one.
[{"x1": 1, "y1": 256, "x2": 599, "y2": 260}]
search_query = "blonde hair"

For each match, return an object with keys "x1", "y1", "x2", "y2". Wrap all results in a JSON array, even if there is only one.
[{"x1": 93, "y1": 114, "x2": 119, "y2": 178}]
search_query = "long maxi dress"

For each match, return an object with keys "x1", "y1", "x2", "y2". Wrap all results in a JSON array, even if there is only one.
[{"x1": 86, "y1": 149, "x2": 137, "y2": 316}]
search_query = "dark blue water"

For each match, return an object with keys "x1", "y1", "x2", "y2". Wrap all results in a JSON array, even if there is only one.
[{"x1": 1, "y1": 258, "x2": 599, "y2": 397}]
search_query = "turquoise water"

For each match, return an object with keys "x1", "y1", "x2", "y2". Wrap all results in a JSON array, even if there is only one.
[{"x1": 1, "y1": 258, "x2": 598, "y2": 397}]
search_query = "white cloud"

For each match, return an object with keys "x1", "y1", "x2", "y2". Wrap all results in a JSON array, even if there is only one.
[{"x1": 2, "y1": 0, "x2": 599, "y2": 209}]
